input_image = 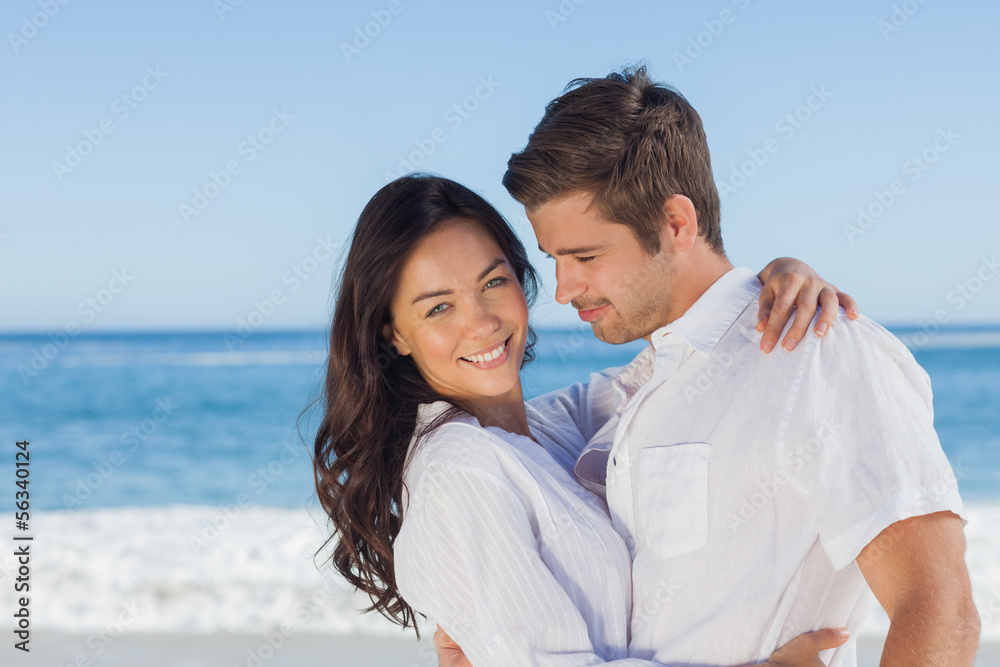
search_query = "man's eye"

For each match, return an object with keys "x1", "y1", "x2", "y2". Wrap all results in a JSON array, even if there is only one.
[
  {"x1": 427, "y1": 303, "x2": 448, "y2": 317},
  {"x1": 485, "y1": 277, "x2": 508, "y2": 289},
  {"x1": 576, "y1": 256, "x2": 595, "y2": 263}
]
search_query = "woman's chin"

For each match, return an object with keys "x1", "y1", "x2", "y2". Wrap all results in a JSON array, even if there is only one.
[
  {"x1": 468, "y1": 378, "x2": 521, "y2": 400},
  {"x1": 450, "y1": 369, "x2": 522, "y2": 402}
]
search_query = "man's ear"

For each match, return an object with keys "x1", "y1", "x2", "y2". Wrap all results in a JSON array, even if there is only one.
[
  {"x1": 660, "y1": 194, "x2": 699, "y2": 253},
  {"x1": 383, "y1": 322, "x2": 412, "y2": 356}
]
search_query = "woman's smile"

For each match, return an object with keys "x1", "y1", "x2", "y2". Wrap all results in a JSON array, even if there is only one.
[{"x1": 460, "y1": 334, "x2": 512, "y2": 368}]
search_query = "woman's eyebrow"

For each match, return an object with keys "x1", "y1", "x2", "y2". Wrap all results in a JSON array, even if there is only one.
[
  {"x1": 411, "y1": 258, "x2": 507, "y2": 305},
  {"x1": 476, "y1": 258, "x2": 506, "y2": 281}
]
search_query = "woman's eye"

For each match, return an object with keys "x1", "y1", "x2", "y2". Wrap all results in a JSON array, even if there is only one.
[
  {"x1": 427, "y1": 303, "x2": 448, "y2": 317},
  {"x1": 485, "y1": 277, "x2": 508, "y2": 289}
]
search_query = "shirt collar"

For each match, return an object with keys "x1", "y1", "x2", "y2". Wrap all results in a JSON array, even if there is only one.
[
  {"x1": 415, "y1": 400, "x2": 451, "y2": 428},
  {"x1": 652, "y1": 267, "x2": 761, "y2": 357}
]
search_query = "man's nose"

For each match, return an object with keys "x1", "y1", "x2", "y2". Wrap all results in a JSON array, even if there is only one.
[{"x1": 553, "y1": 261, "x2": 583, "y2": 305}]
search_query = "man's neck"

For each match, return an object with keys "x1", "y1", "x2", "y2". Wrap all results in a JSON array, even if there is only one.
[{"x1": 647, "y1": 249, "x2": 734, "y2": 343}]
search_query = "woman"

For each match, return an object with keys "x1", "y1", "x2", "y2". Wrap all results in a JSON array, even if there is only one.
[{"x1": 313, "y1": 174, "x2": 853, "y2": 665}]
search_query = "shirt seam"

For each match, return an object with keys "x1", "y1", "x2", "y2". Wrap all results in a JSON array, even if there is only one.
[
  {"x1": 823, "y1": 481, "x2": 967, "y2": 570},
  {"x1": 773, "y1": 335, "x2": 818, "y2": 499}
]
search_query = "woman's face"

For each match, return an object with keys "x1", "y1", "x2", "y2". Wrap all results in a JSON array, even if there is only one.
[{"x1": 388, "y1": 219, "x2": 529, "y2": 404}]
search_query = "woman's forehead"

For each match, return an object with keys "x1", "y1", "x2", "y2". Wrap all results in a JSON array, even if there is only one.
[{"x1": 393, "y1": 222, "x2": 509, "y2": 301}]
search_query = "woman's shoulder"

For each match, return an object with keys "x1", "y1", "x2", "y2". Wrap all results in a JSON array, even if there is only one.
[
  {"x1": 405, "y1": 401, "x2": 509, "y2": 483},
  {"x1": 399, "y1": 403, "x2": 531, "y2": 534}
]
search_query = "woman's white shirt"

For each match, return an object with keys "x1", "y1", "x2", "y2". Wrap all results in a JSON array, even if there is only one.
[{"x1": 393, "y1": 401, "x2": 660, "y2": 667}]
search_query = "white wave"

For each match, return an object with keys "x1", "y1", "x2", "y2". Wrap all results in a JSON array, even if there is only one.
[
  {"x1": 896, "y1": 330, "x2": 1000, "y2": 351},
  {"x1": 3, "y1": 502, "x2": 998, "y2": 639},
  {"x1": 0, "y1": 505, "x2": 408, "y2": 637},
  {"x1": 55, "y1": 350, "x2": 326, "y2": 368}
]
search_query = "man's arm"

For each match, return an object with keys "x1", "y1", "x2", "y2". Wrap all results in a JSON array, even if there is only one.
[{"x1": 857, "y1": 510, "x2": 981, "y2": 666}]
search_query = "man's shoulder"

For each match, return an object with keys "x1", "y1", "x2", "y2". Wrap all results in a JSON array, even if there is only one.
[
  {"x1": 720, "y1": 303, "x2": 915, "y2": 370},
  {"x1": 800, "y1": 311, "x2": 920, "y2": 372},
  {"x1": 741, "y1": 309, "x2": 936, "y2": 412}
]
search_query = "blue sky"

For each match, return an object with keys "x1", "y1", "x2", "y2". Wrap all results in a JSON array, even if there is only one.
[{"x1": 1, "y1": 0, "x2": 998, "y2": 332}]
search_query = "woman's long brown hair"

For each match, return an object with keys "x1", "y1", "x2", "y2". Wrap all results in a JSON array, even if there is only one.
[{"x1": 312, "y1": 174, "x2": 539, "y2": 631}]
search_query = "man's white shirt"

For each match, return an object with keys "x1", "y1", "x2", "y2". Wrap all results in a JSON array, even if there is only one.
[{"x1": 531, "y1": 266, "x2": 966, "y2": 666}]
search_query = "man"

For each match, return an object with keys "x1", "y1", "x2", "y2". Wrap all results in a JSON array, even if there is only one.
[{"x1": 441, "y1": 67, "x2": 979, "y2": 665}]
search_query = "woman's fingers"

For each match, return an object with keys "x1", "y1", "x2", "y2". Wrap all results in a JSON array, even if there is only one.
[
  {"x1": 812, "y1": 287, "x2": 840, "y2": 338},
  {"x1": 780, "y1": 282, "x2": 827, "y2": 351},
  {"x1": 758, "y1": 279, "x2": 861, "y2": 353},
  {"x1": 803, "y1": 627, "x2": 851, "y2": 651},
  {"x1": 838, "y1": 290, "x2": 860, "y2": 320},
  {"x1": 757, "y1": 273, "x2": 804, "y2": 353},
  {"x1": 765, "y1": 627, "x2": 850, "y2": 666},
  {"x1": 434, "y1": 625, "x2": 472, "y2": 667}
]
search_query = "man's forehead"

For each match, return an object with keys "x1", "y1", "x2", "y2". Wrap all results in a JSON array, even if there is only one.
[
  {"x1": 528, "y1": 194, "x2": 619, "y2": 253},
  {"x1": 532, "y1": 190, "x2": 599, "y2": 217}
]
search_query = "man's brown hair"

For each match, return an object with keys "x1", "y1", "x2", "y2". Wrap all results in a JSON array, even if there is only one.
[{"x1": 503, "y1": 65, "x2": 724, "y2": 256}]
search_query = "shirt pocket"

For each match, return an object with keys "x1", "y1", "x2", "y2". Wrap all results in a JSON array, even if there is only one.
[{"x1": 637, "y1": 442, "x2": 711, "y2": 560}]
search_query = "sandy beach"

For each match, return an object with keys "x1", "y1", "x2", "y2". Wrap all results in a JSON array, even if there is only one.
[
  {"x1": 7, "y1": 632, "x2": 999, "y2": 666},
  {"x1": 8, "y1": 504, "x2": 999, "y2": 667},
  {"x1": 857, "y1": 636, "x2": 1000, "y2": 666},
  {"x1": 10, "y1": 631, "x2": 428, "y2": 667}
]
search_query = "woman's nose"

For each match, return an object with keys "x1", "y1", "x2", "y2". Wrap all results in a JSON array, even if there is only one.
[{"x1": 464, "y1": 299, "x2": 501, "y2": 339}]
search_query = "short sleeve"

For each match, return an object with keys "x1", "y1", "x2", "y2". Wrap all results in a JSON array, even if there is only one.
[
  {"x1": 394, "y1": 448, "x2": 665, "y2": 666},
  {"x1": 780, "y1": 315, "x2": 966, "y2": 570}
]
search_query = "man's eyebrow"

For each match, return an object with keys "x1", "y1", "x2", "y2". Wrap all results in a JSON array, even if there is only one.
[
  {"x1": 538, "y1": 244, "x2": 604, "y2": 257},
  {"x1": 410, "y1": 259, "x2": 507, "y2": 305}
]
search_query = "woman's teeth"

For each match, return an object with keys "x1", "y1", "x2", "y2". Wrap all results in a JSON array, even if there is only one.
[{"x1": 463, "y1": 340, "x2": 506, "y2": 364}]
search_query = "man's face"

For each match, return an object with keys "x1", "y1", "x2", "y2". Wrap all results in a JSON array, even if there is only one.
[{"x1": 528, "y1": 191, "x2": 678, "y2": 344}]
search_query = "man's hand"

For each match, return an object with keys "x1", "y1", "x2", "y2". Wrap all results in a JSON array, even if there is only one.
[
  {"x1": 756, "y1": 257, "x2": 859, "y2": 353},
  {"x1": 759, "y1": 627, "x2": 850, "y2": 666},
  {"x1": 435, "y1": 625, "x2": 472, "y2": 667},
  {"x1": 857, "y1": 511, "x2": 981, "y2": 666}
]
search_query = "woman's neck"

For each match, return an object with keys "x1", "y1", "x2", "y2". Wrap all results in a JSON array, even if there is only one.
[{"x1": 467, "y1": 384, "x2": 531, "y2": 438}]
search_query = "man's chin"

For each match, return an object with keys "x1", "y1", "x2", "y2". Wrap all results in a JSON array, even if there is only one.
[
  {"x1": 590, "y1": 321, "x2": 638, "y2": 346},
  {"x1": 589, "y1": 310, "x2": 661, "y2": 345}
]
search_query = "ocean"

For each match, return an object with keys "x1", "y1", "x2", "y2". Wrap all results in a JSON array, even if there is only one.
[{"x1": 1, "y1": 326, "x2": 999, "y2": 651}]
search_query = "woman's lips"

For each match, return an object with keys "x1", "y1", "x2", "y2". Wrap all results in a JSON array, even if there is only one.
[{"x1": 460, "y1": 335, "x2": 512, "y2": 370}]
